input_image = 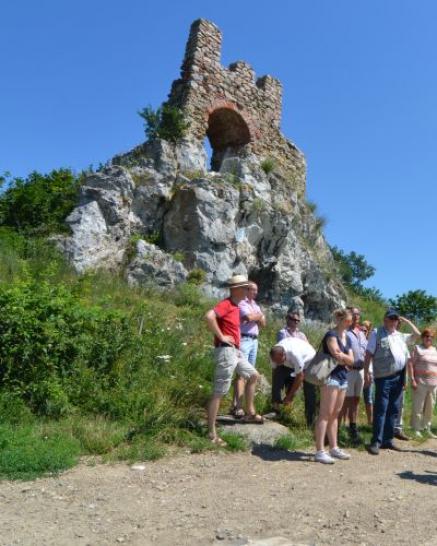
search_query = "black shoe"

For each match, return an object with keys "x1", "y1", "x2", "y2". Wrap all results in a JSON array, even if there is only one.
[
  {"x1": 381, "y1": 442, "x2": 403, "y2": 452},
  {"x1": 368, "y1": 443, "x2": 380, "y2": 455},
  {"x1": 394, "y1": 430, "x2": 410, "y2": 441}
]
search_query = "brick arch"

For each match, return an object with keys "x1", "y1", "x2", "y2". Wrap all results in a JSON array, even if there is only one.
[
  {"x1": 206, "y1": 100, "x2": 260, "y2": 145},
  {"x1": 205, "y1": 100, "x2": 260, "y2": 170}
]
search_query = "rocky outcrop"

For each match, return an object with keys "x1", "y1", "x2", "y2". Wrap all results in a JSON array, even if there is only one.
[
  {"x1": 55, "y1": 19, "x2": 346, "y2": 320},
  {"x1": 56, "y1": 138, "x2": 345, "y2": 320},
  {"x1": 127, "y1": 239, "x2": 188, "y2": 288}
]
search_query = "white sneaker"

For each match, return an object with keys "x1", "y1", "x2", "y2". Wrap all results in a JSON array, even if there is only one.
[
  {"x1": 315, "y1": 450, "x2": 335, "y2": 464},
  {"x1": 329, "y1": 447, "x2": 351, "y2": 460},
  {"x1": 414, "y1": 430, "x2": 423, "y2": 438},
  {"x1": 426, "y1": 429, "x2": 437, "y2": 439}
]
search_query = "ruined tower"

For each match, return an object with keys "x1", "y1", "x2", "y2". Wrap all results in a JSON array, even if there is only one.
[{"x1": 167, "y1": 19, "x2": 306, "y2": 194}]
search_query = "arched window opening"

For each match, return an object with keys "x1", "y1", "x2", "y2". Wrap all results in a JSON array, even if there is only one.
[{"x1": 206, "y1": 108, "x2": 251, "y2": 171}]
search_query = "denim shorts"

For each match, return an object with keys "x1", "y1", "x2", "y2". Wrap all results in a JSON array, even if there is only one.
[{"x1": 325, "y1": 377, "x2": 348, "y2": 390}]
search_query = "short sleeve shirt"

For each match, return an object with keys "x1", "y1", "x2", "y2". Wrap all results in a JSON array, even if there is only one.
[
  {"x1": 323, "y1": 330, "x2": 351, "y2": 382},
  {"x1": 213, "y1": 298, "x2": 241, "y2": 348},
  {"x1": 239, "y1": 298, "x2": 261, "y2": 336},
  {"x1": 272, "y1": 337, "x2": 316, "y2": 374},
  {"x1": 367, "y1": 328, "x2": 410, "y2": 370},
  {"x1": 346, "y1": 327, "x2": 367, "y2": 367}
]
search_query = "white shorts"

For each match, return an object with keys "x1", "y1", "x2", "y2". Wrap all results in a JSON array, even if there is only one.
[{"x1": 346, "y1": 369, "x2": 364, "y2": 397}]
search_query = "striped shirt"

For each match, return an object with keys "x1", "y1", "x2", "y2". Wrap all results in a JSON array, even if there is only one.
[{"x1": 411, "y1": 345, "x2": 437, "y2": 386}]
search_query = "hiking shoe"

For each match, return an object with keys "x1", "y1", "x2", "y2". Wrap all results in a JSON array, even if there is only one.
[
  {"x1": 425, "y1": 429, "x2": 437, "y2": 439},
  {"x1": 315, "y1": 450, "x2": 335, "y2": 464},
  {"x1": 414, "y1": 430, "x2": 423, "y2": 438},
  {"x1": 368, "y1": 443, "x2": 380, "y2": 455},
  {"x1": 330, "y1": 447, "x2": 351, "y2": 460},
  {"x1": 394, "y1": 430, "x2": 410, "y2": 441}
]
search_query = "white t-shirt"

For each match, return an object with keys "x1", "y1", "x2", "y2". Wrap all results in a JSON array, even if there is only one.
[
  {"x1": 367, "y1": 329, "x2": 411, "y2": 370},
  {"x1": 271, "y1": 337, "x2": 316, "y2": 374}
]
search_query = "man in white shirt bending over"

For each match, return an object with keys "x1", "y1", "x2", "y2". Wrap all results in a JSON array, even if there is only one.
[{"x1": 270, "y1": 337, "x2": 316, "y2": 411}]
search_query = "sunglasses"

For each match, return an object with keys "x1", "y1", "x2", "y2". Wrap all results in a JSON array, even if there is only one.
[
  {"x1": 423, "y1": 335, "x2": 434, "y2": 339},
  {"x1": 287, "y1": 317, "x2": 300, "y2": 323}
]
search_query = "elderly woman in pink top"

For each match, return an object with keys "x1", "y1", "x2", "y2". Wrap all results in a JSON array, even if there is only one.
[{"x1": 409, "y1": 328, "x2": 437, "y2": 438}]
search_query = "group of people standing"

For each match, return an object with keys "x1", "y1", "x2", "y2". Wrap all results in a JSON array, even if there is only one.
[{"x1": 205, "y1": 275, "x2": 437, "y2": 463}]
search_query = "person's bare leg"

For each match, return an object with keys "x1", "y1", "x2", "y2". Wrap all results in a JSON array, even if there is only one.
[
  {"x1": 208, "y1": 394, "x2": 222, "y2": 439},
  {"x1": 232, "y1": 376, "x2": 246, "y2": 411},
  {"x1": 244, "y1": 373, "x2": 260, "y2": 416},
  {"x1": 327, "y1": 389, "x2": 346, "y2": 449},
  {"x1": 349, "y1": 396, "x2": 360, "y2": 425},
  {"x1": 316, "y1": 386, "x2": 336, "y2": 451},
  {"x1": 339, "y1": 397, "x2": 349, "y2": 427}
]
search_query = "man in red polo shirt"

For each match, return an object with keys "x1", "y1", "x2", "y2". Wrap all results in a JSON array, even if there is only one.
[{"x1": 205, "y1": 275, "x2": 263, "y2": 445}]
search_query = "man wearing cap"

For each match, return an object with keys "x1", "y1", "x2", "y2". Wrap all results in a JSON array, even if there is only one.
[
  {"x1": 231, "y1": 281, "x2": 266, "y2": 417},
  {"x1": 205, "y1": 275, "x2": 263, "y2": 445},
  {"x1": 365, "y1": 308, "x2": 420, "y2": 455}
]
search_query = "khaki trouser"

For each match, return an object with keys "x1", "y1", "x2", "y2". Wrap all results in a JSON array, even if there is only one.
[{"x1": 410, "y1": 383, "x2": 437, "y2": 431}]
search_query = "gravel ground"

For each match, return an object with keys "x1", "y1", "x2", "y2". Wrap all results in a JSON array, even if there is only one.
[{"x1": 1, "y1": 440, "x2": 437, "y2": 546}]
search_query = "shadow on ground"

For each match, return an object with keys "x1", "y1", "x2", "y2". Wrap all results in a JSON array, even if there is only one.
[
  {"x1": 397, "y1": 470, "x2": 437, "y2": 486},
  {"x1": 251, "y1": 444, "x2": 311, "y2": 462},
  {"x1": 398, "y1": 448, "x2": 437, "y2": 458}
]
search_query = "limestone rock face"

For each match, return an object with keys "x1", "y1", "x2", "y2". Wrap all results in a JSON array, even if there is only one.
[
  {"x1": 127, "y1": 240, "x2": 188, "y2": 288},
  {"x1": 58, "y1": 138, "x2": 345, "y2": 320}
]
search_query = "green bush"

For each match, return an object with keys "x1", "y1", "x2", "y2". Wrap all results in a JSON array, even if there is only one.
[
  {"x1": 187, "y1": 268, "x2": 206, "y2": 285},
  {"x1": 0, "y1": 169, "x2": 80, "y2": 235},
  {"x1": 0, "y1": 281, "x2": 130, "y2": 416},
  {"x1": 138, "y1": 104, "x2": 189, "y2": 143},
  {"x1": 260, "y1": 158, "x2": 276, "y2": 175}
]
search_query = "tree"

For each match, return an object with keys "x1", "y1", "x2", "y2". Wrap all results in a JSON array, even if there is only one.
[
  {"x1": 0, "y1": 169, "x2": 80, "y2": 235},
  {"x1": 138, "y1": 104, "x2": 189, "y2": 143},
  {"x1": 389, "y1": 290, "x2": 437, "y2": 324},
  {"x1": 330, "y1": 246, "x2": 375, "y2": 288}
]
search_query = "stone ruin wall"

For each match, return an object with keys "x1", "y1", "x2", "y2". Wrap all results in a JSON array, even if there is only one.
[{"x1": 167, "y1": 19, "x2": 306, "y2": 196}]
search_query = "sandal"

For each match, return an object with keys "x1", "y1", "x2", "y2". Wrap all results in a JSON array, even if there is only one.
[
  {"x1": 241, "y1": 414, "x2": 264, "y2": 425},
  {"x1": 209, "y1": 436, "x2": 227, "y2": 447},
  {"x1": 230, "y1": 407, "x2": 245, "y2": 418}
]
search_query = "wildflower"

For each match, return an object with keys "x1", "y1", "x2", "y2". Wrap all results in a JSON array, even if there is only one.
[{"x1": 156, "y1": 355, "x2": 172, "y2": 362}]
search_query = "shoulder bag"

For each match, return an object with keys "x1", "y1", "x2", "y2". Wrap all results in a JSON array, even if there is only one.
[{"x1": 304, "y1": 337, "x2": 338, "y2": 386}]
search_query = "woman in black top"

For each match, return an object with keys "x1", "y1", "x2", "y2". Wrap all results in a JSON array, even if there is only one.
[{"x1": 315, "y1": 308, "x2": 354, "y2": 464}]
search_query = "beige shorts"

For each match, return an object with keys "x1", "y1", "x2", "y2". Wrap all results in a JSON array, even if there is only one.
[
  {"x1": 213, "y1": 346, "x2": 257, "y2": 395},
  {"x1": 346, "y1": 369, "x2": 364, "y2": 397}
]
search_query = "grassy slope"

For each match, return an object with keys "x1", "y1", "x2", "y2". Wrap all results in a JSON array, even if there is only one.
[{"x1": 0, "y1": 231, "x2": 431, "y2": 480}]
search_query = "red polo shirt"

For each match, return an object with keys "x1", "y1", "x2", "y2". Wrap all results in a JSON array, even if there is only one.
[{"x1": 213, "y1": 297, "x2": 241, "y2": 348}]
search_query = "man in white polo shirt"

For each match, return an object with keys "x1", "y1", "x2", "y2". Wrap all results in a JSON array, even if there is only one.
[{"x1": 270, "y1": 337, "x2": 316, "y2": 410}]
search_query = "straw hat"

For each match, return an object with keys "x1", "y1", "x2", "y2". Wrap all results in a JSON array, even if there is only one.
[{"x1": 227, "y1": 274, "x2": 249, "y2": 288}]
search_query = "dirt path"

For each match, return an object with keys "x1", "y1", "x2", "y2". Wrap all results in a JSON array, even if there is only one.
[{"x1": 2, "y1": 440, "x2": 437, "y2": 546}]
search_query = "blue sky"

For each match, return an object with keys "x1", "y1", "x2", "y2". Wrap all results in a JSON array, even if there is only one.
[{"x1": 1, "y1": 0, "x2": 436, "y2": 299}]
